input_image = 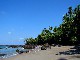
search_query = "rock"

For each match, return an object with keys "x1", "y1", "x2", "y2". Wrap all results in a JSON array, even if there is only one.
[
  {"x1": 0, "y1": 54, "x2": 6, "y2": 56},
  {"x1": 41, "y1": 46, "x2": 46, "y2": 50}
]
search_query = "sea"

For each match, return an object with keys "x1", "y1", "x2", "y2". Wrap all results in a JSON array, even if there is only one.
[{"x1": 0, "y1": 45, "x2": 24, "y2": 58}]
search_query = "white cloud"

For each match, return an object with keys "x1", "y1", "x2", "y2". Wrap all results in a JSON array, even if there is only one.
[
  {"x1": 19, "y1": 38, "x2": 24, "y2": 40},
  {"x1": 8, "y1": 32, "x2": 12, "y2": 34},
  {"x1": 18, "y1": 38, "x2": 24, "y2": 42},
  {"x1": 63, "y1": 14, "x2": 64, "y2": 16}
]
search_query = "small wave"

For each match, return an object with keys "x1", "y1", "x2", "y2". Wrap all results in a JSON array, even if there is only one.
[{"x1": 0, "y1": 53, "x2": 18, "y2": 58}]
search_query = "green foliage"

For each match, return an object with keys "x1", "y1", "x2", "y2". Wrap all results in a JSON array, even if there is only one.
[
  {"x1": 54, "y1": 5, "x2": 80, "y2": 45},
  {"x1": 25, "y1": 37, "x2": 37, "y2": 45},
  {"x1": 25, "y1": 5, "x2": 80, "y2": 45}
]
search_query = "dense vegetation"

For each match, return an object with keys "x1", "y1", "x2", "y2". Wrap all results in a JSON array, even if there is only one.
[{"x1": 25, "y1": 5, "x2": 80, "y2": 45}]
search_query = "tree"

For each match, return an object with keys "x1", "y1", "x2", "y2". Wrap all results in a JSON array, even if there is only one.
[
  {"x1": 53, "y1": 5, "x2": 80, "y2": 45},
  {"x1": 25, "y1": 37, "x2": 37, "y2": 45},
  {"x1": 24, "y1": 5, "x2": 80, "y2": 45}
]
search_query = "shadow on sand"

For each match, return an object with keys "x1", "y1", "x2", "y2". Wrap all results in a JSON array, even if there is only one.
[
  {"x1": 56, "y1": 45, "x2": 80, "y2": 55},
  {"x1": 58, "y1": 58, "x2": 67, "y2": 60}
]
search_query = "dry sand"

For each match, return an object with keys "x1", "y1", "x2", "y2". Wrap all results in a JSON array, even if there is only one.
[{"x1": 1, "y1": 46, "x2": 80, "y2": 60}]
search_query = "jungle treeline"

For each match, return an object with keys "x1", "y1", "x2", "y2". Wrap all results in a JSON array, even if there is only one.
[{"x1": 25, "y1": 5, "x2": 80, "y2": 46}]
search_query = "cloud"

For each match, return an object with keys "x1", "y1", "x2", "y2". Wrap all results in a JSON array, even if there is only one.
[
  {"x1": 18, "y1": 38, "x2": 24, "y2": 42},
  {"x1": 8, "y1": 32, "x2": 12, "y2": 34},
  {"x1": 19, "y1": 38, "x2": 24, "y2": 40},
  {"x1": 63, "y1": 14, "x2": 64, "y2": 16}
]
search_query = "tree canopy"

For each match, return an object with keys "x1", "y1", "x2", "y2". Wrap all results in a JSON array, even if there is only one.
[{"x1": 25, "y1": 5, "x2": 80, "y2": 45}]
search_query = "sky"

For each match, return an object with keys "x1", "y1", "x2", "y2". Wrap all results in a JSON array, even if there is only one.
[{"x1": 0, "y1": 0, "x2": 80, "y2": 45}]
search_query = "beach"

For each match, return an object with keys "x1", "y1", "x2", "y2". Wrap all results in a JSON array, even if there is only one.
[{"x1": 1, "y1": 46, "x2": 80, "y2": 60}]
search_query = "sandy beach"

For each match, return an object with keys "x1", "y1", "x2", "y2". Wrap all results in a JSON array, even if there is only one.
[{"x1": 1, "y1": 46, "x2": 80, "y2": 60}]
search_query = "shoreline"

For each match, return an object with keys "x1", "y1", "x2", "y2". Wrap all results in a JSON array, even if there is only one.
[
  {"x1": 1, "y1": 46, "x2": 80, "y2": 60},
  {"x1": 0, "y1": 47, "x2": 24, "y2": 59},
  {"x1": 0, "y1": 46, "x2": 40, "y2": 59},
  {"x1": 0, "y1": 53, "x2": 18, "y2": 59}
]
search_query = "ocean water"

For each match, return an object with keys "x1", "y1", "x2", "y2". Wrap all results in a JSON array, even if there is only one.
[
  {"x1": 0, "y1": 45, "x2": 7, "y2": 49},
  {"x1": 0, "y1": 46, "x2": 23, "y2": 58}
]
